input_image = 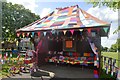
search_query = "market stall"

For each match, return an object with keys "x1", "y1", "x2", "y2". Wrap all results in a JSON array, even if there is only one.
[{"x1": 16, "y1": 5, "x2": 110, "y2": 78}]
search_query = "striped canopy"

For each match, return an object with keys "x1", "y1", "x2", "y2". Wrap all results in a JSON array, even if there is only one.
[{"x1": 16, "y1": 5, "x2": 110, "y2": 35}]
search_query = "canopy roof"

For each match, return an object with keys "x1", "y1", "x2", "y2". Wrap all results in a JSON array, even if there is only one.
[{"x1": 16, "y1": 5, "x2": 110, "y2": 36}]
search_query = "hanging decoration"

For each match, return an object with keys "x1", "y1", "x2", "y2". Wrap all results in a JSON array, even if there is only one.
[
  {"x1": 43, "y1": 32, "x2": 47, "y2": 36},
  {"x1": 22, "y1": 33, "x2": 25, "y2": 38},
  {"x1": 17, "y1": 33, "x2": 21, "y2": 37},
  {"x1": 32, "y1": 32, "x2": 35, "y2": 37},
  {"x1": 79, "y1": 29, "x2": 83, "y2": 31},
  {"x1": 51, "y1": 30, "x2": 56, "y2": 34},
  {"x1": 70, "y1": 29, "x2": 74, "y2": 35},
  {"x1": 87, "y1": 28, "x2": 91, "y2": 33},
  {"x1": 103, "y1": 27, "x2": 108, "y2": 33},
  {"x1": 63, "y1": 30, "x2": 67, "y2": 35},
  {"x1": 37, "y1": 32, "x2": 41, "y2": 37},
  {"x1": 26, "y1": 32, "x2": 30, "y2": 37}
]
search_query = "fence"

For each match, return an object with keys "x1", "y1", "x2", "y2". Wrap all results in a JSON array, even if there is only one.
[{"x1": 100, "y1": 56, "x2": 120, "y2": 79}]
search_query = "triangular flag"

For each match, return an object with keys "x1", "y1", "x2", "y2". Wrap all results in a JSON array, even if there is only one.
[
  {"x1": 43, "y1": 32, "x2": 47, "y2": 36},
  {"x1": 51, "y1": 30, "x2": 55, "y2": 34},
  {"x1": 27, "y1": 33, "x2": 30, "y2": 37},
  {"x1": 37, "y1": 32, "x2": 41, "y2": 37},
  {"x1": 79, "y1": 29, "x2": 83, "y2": 31},
  {"x1": 32, "y1": 32, "x2": 34, "y2": 37},
  {"x1": 63, "y1": 30, "x2": 67, "y2": 35},
  {"x1": 22, "y1": 33, "x2": 25, "y2": 38},
  {"x1": 87, "y1": 28, "x2": 91, "y2": 33},
  {"x1": 17, "y1": 33, "x2": 20, "y2": 37},
  {"x1": 103, "y1": 27, "x2": 108, "y2": 33},
  {"x1": 70, "y1": 29, "x2": 74, "y2": 35}
]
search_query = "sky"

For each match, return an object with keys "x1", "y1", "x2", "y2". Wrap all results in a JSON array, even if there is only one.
[{"x1": 7, "y1": 0, "x2": 119, "y2": 48}]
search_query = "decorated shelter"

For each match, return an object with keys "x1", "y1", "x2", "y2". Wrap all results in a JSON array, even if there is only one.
[{"x1": 16, "y1": 5, "x2": 110, "y2": 78}]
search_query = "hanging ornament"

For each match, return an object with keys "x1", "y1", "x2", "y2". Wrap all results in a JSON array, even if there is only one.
[
  {"x1": 51, "y1": 30, "x2": 55, "y2": 34},
  {"x1": 32, "y1": 32, "x2": 34, "y2": 37},
  {"x1": 79, "y1": 29, "x2": 83, "y2": 31},
  {"x1": 22, "y1": 33, "x2": 25, "y2": 38},
  {"x1": 37, "y1": 32, "x2": 41, "y2": 37},
  {"x1": 63, "y1": 30, "x2": 67, "y2": 35},
  {"x1": 70, "y1": 29, "x2": 74, "y2": 35},
  {"x1": 87, "y1": 28, "x2": 91, "y2": 33},
  {"x1": 26, "y1": 32, "x2": 30, "y2": 37},
  {"x1": 17, "y1": 33, "x2": 20, "y2": 37},
  {"x1": 43, "y1": 32, "x2": 47, "y2": 36},
  {"x1": 103, "y1": 27, "x2": 108, "y2": 33}
]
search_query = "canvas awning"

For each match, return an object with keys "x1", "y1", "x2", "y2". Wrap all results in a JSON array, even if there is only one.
[{"x1": 16, "y1": 5, "x2": 110, "y2": 37}]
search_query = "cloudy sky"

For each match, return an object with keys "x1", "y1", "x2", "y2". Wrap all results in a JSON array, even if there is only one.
[{"x1": 7, "y1": 0, "x2": 119, "y2": 48}]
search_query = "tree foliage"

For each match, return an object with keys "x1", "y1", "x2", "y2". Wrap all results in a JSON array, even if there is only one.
[
  {"x1": 2, "y1": 2, "x2": 40, "y2": 41},
  {"x1": 86, "y1": 0, "x2": 120, "y2": 10},
  {"x1": 110, "y1": 38, "x2": 120, "y2": 52}
]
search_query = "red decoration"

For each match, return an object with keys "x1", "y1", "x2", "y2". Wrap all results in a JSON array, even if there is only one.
[
  {"x1": 37, "y1": 32, "x2": 41, "y2": 37},
  {"x1": 87, "y1": 28, "x2": 91, "y2": 33},
  {"x1": 70, "y1": 29, "x2": 74, "y2": 35},
  {"x1": 17, "y1": 33, "x2": 20, "y2": 37},
  {"x1": 27, "y1": 33, "x2": 30, "y2": 37}
]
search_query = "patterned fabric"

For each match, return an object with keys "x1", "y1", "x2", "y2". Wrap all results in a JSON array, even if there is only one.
[{"x1": 16, "y1": 5, "x2": 109, "y2": 32}]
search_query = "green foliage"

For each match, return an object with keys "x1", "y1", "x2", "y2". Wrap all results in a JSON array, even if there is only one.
[
  {"x1": 102, "y1": 47, "x2": 109, "y2": 52},
  {"x1": 109, "y1": 38, "x2": 120, "y2": 52},
  {"x1": 2, "y1": 2, "x2": 40, "y2": 41},
  {"x1": 86, "y1": 0, "x2": 120, "y2": 10}
]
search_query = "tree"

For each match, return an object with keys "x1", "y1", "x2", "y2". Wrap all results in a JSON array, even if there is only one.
[
  {"x1": 2, "y1": 2, "x2": 40, "y2": 41},
  {"x1": 109, "y1": 39, "x2": 120, "y2": 52},
  {"x1": 86, "y1": 0, "x2": 120, "y2": 10},
  {"x1": 110, "y1": 43, "x2": 117, "y2": 52}
]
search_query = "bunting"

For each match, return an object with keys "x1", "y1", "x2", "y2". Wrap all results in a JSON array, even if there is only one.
[
  {"x1": 32, "y1": 32, "x2": 35, "y2": 37},
  {"x1": 16, "y1": 5, "x2": 110, "y2": 38},
  {"x1": 43, "y1": 32, "x2": 47, "y2": 36},
  {"x1": 79, "y1": 29, "x2": 83, "y2": 31},
  {"x1": 27, "y1": 32, "x2": 30, "y2": 37},
  {"x1": 37, "y1": 32, "x2": 41, "y2": 37},
  {"x1": 17, "y1": 33, "x2": 21, "y2": 37},
  {"x1": 70, "y1": 29, "x2": 74, "y2": 35},
  {"x1": 103, "y1": 27, "x2": 108, "y2": 33},
  {"x1": 63, "y1": 30, "x2": 67, "y2": 35},
  {"x1": 22, "y1": 33, "x2": 25, "y2": 38},
  {"x1": 87, "y1": 28, "x2": 91, "y2": 33}
]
